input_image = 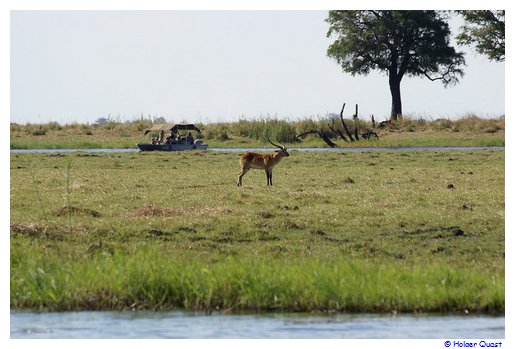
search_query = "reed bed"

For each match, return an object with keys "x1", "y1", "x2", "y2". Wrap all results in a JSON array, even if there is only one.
[{"x1": 10, "y1": 115, "x2": 505, "y2": 149}]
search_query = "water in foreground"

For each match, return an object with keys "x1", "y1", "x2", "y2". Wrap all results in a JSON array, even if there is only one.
[{"x1": 10, "y1": 311, "x2": 504, "y2": 339}]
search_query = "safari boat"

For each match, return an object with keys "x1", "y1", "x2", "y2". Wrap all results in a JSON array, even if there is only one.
[{"x1": 137, "y1": 123, "x2": 208, "y2": 151}]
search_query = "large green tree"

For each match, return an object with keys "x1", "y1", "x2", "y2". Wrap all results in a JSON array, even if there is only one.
[
  {"x1": 326, "y1": 11, "x2": 465, "y2": 120},
  {"x1": 456, "y1": 10, "x2": 505, "y2": 62}
]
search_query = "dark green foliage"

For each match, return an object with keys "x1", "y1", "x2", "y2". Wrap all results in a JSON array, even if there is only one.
[
  {"x1": 456, "y1": 11, "x2": 505, "y2": 62},
  {"x1": 326, "y1": 11, "x2": 465, "y2": 119}
]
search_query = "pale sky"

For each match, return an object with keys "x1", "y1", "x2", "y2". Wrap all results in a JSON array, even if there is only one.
[{"x1": 10, "y1": 10, "x2": 505, "y2": 124}]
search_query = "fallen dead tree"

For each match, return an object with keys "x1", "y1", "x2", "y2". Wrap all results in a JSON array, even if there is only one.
[
  {"x1": 296, "y1": 102, "x2": 380, "y2": 147},
  {"x1": 297, "y1": 130, "x2": 338, "y2": 147}
]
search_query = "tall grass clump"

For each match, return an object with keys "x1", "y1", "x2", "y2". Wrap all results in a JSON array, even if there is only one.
[
  {"x1": 44, "y1": 121, "x2": 63, "y2": 131},
  {"x1": 231, "y1": 118, "x2": 254, "y2": 138},
  {"x1": 10, "y1": 246, "x2": 504, "y2": 313},
  {"x1": 384, "y1": 115, "x2": 429, "y2": 132},
  {"x1": 129, "y1": 119, "x2": 153, "y2": 133},
  {"x1": 414, "y1": 115, "x2": 505, "y2": 133},
  {"x1": 245, "y1": 119, "x2": 298, "y2": 143},
  {"x1": 245, "y1": 119, "x2": 268, "y2": 140},
  {"x1": 203, "y1": 123, "x2": 232, "y2": 141},
  {"x1": 203, "y1": 118, "x2": 299, "y2": 143},
  {"x1": 268, "y1": 119, "x2": 298, "y2": 143},
  {"x1": 453, "y1": 114, "x2": 504, "y2": 133}
]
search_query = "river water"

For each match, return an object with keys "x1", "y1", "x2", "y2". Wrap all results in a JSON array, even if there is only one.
[{"x1": 10, "y1": 311, "x2": 504, "y2": 339}]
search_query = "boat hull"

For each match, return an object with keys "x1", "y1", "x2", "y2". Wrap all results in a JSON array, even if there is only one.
[{"x1": 137, "y1": 143, "x2": 209, "y2": 151}]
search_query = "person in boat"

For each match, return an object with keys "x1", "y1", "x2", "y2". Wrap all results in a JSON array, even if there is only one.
[
  {"x1": 186, "y1": 132, "x2": 194, "y2": 145},
  {"x1": 151, "y1": 136, "x2": 158, "y2": 144},
  {"x1": 157, "y1": 130, "x2": 165, "y2": 144},
  {"x1": 165, "y1": 131, "x2": 175, "y2": 145}
]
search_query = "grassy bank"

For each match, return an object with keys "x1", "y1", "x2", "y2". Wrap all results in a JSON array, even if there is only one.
[
  {"x1": 10, "y1": 115, "x2": 505, "y2": 149},
  {"x1": 10, "y1": 150, "x2": 505, "y2": 313}
]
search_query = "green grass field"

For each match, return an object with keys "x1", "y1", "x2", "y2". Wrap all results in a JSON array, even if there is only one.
[{"x1": 10, "y1": 149, "x2": 504, "y2": 313}]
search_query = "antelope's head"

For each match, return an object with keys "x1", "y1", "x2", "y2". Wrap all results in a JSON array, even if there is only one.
[{"x1": 267, "y1": 135, "x2": 289, "y2": 157}]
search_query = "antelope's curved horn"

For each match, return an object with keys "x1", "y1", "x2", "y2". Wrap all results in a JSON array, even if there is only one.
[{"x1": 267, "y1": 134, "x2": 285, "y2": 149}]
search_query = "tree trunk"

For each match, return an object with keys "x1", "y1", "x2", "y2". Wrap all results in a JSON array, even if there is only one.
[
  {"x1": 328, "y1": 122, "x2": 349, "y2": 143},
  {"x1": 297, "y1": 130, "x2": 337, "y2": 148},
  {"x1": 389, "y1": 74, "x2": 402, "y2": 120},
  {"x1": 339, "y1": 103, "x2": 355, "y2": 141},
  {"x1": 353, "y1": 104, "x2": 359, "y2": 141}
]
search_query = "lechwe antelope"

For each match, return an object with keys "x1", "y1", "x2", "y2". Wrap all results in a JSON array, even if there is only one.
[{"x1": 237, "y1": 136, "x2": 289, "y2": 186}]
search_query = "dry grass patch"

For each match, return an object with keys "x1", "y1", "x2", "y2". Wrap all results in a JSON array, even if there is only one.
[
  {"x1": 10, "y1": 223, "x2": 63, "y2": 240},
  {"x1": 52, "y1": 205, "x2": 101, "y2": 217},
  {"x1": 131, "y1": 203, "x2": 233, "y2": 217}
]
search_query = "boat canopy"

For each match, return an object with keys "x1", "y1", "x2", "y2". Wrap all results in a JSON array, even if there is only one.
[{"x1": 144, "y1": 124, "x2": 202, "y2": 135}]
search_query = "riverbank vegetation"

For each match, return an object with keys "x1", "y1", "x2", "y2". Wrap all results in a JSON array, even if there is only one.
[
  {"x1": 10, "y1": 114, "x2": 505, "y2": 149},
  {"x1": 10, "y1": 150, "x2": 504, "y2": 313}
]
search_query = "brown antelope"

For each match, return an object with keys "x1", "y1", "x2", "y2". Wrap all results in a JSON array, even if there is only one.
[{"x1": 237, "y1": 136, "x2": 289, "y2": 186}]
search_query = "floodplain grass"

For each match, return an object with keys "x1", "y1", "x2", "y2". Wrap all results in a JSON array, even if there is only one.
[{"x1": 10, "y1": 150, "x2": 504, "y2": 313}]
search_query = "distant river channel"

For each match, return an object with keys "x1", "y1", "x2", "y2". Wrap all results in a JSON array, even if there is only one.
[
  {"x1": 10, "y1": 311, "x2": 504, "y2": 339},
  {"x1": 9, "y1": 146, "x2": 505, "y2": 154}
]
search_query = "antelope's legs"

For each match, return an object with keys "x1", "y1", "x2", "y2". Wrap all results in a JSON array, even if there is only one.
[
  {"x1": 266, "y1": 170, "x2": 273, "y2": 186},
  {"x1": 237, "y1": 166, "x2": 250, "y2": 186}
]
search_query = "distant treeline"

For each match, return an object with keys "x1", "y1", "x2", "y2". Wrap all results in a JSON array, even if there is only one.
[{"x1": 10, "y1": 114, "x2": 505, "y2": 142}]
